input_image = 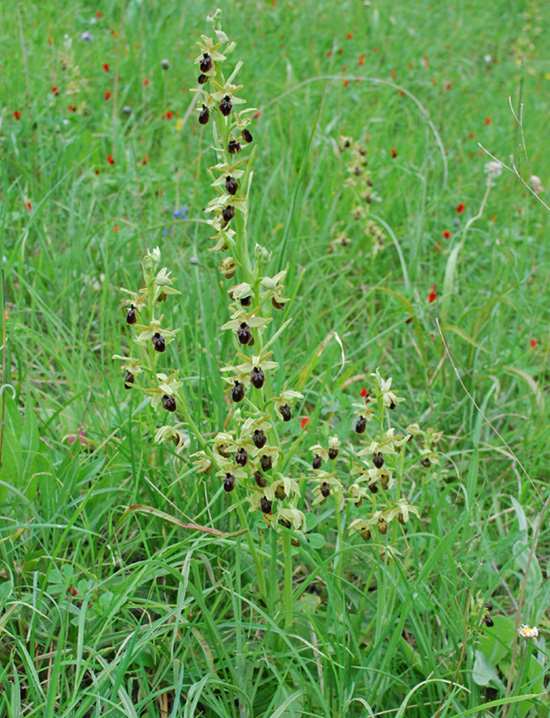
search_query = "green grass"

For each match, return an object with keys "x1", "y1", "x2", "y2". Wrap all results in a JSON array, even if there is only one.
[{"x1": 1, "y1": 0, "x2": 550, "y2": 716}]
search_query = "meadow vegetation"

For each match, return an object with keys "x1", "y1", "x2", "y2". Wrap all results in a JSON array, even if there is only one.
[{"x1": 0, "y1": 1, "x2": 549, "y2": 716}]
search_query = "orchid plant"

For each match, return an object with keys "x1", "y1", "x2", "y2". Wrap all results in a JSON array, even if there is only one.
[{"x1": 114, "y1": 10, "x2": 442, "y2": 618}]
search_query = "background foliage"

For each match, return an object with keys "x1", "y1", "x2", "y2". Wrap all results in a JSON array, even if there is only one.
[{"x1": 0, "y1": 0, "x2": 549, "y2": 716}]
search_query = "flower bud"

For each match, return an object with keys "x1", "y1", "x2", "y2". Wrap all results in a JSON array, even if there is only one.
[
  {"x1": 250, "y1": 366, "x2": 265, "y2": 389},
  {"x1": 228, "y1": 139, "x2": 241, "y2": 154},
  {"x1": 217, "y1": 443, "x2": 231, "y2": 458},
  {"x1": 252, "y1": 429, "x2": 267, "y2": 449},
  {"x1": 312, "y1": 454, "x2": 322, "y2": 470},
  {"x1": 354, "y1": 416, "x2": 366, "y2": 434},
  {"x1": 260, "y1": 454, "x2": 272, "y2": 471},
  {"x1": 237, "y1": 322, "x2": 253, "y2": 345},
  {"x1": 199, "y1": 53, "x2": 212, "y2": 72},
  {"x1": 124, "y1": 372, "x2": 135, "y2": 389},
  {"x1": 162, "y1": 395, "x2": 177, "y2": 412},
  {"x1": 320, "y1": 481, "x2": 330, "y2": 497},
  {"x1": 242, "y1": 128, "x2": 253, "y2": 143},
  {"x1": 152, "y1": 332, "x2": 166, "y2": 352},
  {"x1": 372, "y1": 452, "x2": 384, "y2": 468},
  {"x1": 219, "y1": 95, "x2": 233, "y2": 116},
  {"x1": 223, "y1": 473, "x2": 235, "y2": 492},
  {"x1": 161, "y1": 59, "x2": 170, "y2": 70},
  {"x1": 222, "y1": 205, "x2": 235, "y2": 223},
  {"x1": 235, "y1": 447, "x2": 248, "y2": 466},
  {"x1": 225, "y1": 176, "x2": 239, "y2": 195},
  {"x1": 254, "y1": 470, "x2": 266, "y2": 487},
  {"x1": 198, "y1": 105, "x2": 210, "y2": 125},
  {"x1": 231, "y1": 381, "x2": 245, "y2": 403},
  {"x1": 126, "y1": 304, "x2": 137, "y2": 324},
  {"x1": 260, "y1": 496, "x2": 272, "y2": 513},
  {"x1": 279, "y1": 404, "x2": 292, "y2": 422}
]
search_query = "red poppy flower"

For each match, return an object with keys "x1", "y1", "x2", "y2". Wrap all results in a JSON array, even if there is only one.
[
  {"x1": 372, "y1": 46, "x2": 378, "y2": 53},
  {"x1": 105, "y1": 91, "x2": 111, "y2": 100},
  {"x1": 113, "y1": 225, "x2": 120, "y2": 233},
  {"x1": 485, "y1": 117, "x2": 492, "y2": 125},
  {"x1": 434, "y1": 241, "x2": 441, "y2": 252},
  {"x1": 51, "y1": 86, "x2": 59, "y2": 96},
  {"x1": 165, "y1": 111, "x2": 173, "y2": 119},
  {"x1": 96, "y1": 10, "x2": 103, "y2": 18},
  {"x1": 442, "y1": 230, "x2": 451, "y2": 239},
  {"x1": 103, "y1": 63, "x2": 109, "y2": 72},
  {"x1": 428, "y1": 285, "x2": 437, "y2": 303},
  {"x1": 337, "y1": 48, "x2": 343, "y2": 54},
  {"x1": 253, "y1": 111, "x2": 261, "y2": 119},
  {"x1": 67, "y1": 586, "x2": 78, "y2": 596},
  {"x1": 68, "y1": 104, "x2": 76, "y2": 112},
  {"x1": 300, "y1": 417, "x2": 310, "y2": 430},
  {"x1": 14, "y1": 110, "x2": 21, "y2": 120},
  {"x1": 359, "y1": 387, "x2": 368, "y2": 398},
  {"x1": 530, "y1": 339, "x2": 538, "y2": 348},
  {"x1": 326, "y1": 50, "x2": 332, "y2": 58},
  {"x1": 26, "y1": 202, "x2": 32, "y2": 211},
  {"x1": 405, "y1": 317, "x2": 413, "y2": 324},
  {"x1": 347, "y1": 32, "x2": 353, "y2": 39},
  {"x1": 143, "y1": 77, "x2": 149, "y2": 86},
  {"x1": 107, "y1": 155, "x2": 115, "y2": 165},
  {"x1": 457, "y1": 203, "x2": 465, "y2": 213},
  {"x1": 343, "y1": 79, "x2": 349, "y2": 87},
  {"x1": 358, "y1": 53, "x2": 366, "y2": 66},
  {"x1": 342, "y1": 65, "x2": 348, "y2": 72},
  {"x1": 445, "y1": 82, "x2": 451, "y2": 90},
  {"x1": 391, "y1": 148, "x2": 397, "y2": 158},
  {"x1": 141, "y1": 156, "x2": 148, "y2": 165}
]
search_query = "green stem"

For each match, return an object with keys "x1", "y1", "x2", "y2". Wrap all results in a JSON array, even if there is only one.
[
  {"x1": 334, "y1": 495, "x2": 343, "y2": 580},
  {"x1": 282, "y1": 530, "x2": 293, "y2": 629},
  {"x1": 235, "y1": 501, "x2": 267, "y2": 599}
]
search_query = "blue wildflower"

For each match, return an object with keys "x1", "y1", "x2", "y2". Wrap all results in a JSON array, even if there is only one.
[{"x1": 173, "y1": 206, "x2": 189, "y2": 220}]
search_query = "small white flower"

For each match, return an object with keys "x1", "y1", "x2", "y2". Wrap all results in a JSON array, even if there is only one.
[
  {"x1": 530, "y1": 175, "x2": 543, "y2": 195},
  {"x1": 518, "y1": 624, "x2": 538, "y2": 640},
  {"x1": 484, "y1": 161, "x2": 503, "y2": 187}
]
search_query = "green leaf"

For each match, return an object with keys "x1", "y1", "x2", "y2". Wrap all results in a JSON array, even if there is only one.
[
  {"x1": 473, "y1": 649, "x2": 502, "y2": 687},
  {"x1": 478, "y1": 615, "x2": 515, "y2": 664}
]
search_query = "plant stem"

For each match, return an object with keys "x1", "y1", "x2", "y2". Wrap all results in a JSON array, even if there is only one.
[
  {"x1": 282, "y1": 530, "x2": 293, "y2": 629},
  {"x1": 235, "y1": 501, "x2": 267, "y2": 599}
]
